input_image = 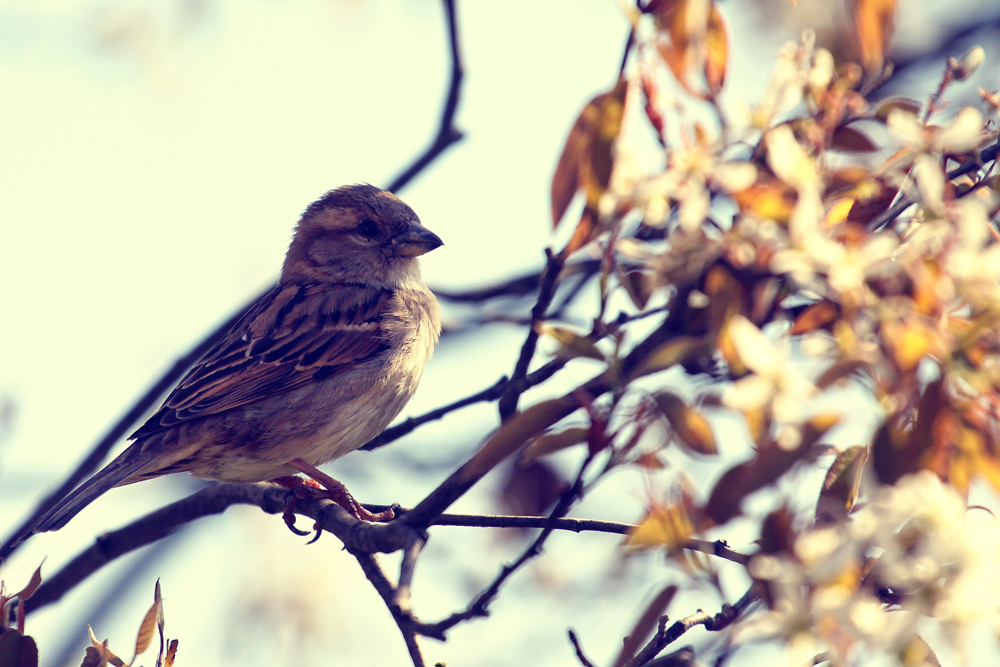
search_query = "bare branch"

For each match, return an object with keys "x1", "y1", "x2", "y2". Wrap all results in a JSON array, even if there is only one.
[
  {"x1": 497, "y1": 249, "x2": 566, "y2": 419},
  {"x1": 628, "y1": 585, "x2": 759, "y2": 667},
  {"x1": 350, "y1": 551, "x2": 427, "y2": 667},
  {"x1": 568, "y1": 629, "x2": 597, "y2": 667},
  {"x1": 385, "y1": 0, "x2": 465, "y2": 193},
  {"x1": 403, "y1": 452, "x2": 595, "y2": 641}
]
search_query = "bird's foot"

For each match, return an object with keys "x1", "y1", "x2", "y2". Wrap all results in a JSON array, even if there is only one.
[
  {"x1": 271, "y1": 460, "x2": 395, "y2": 542},
  {"x1": 271, "y1": 476, "x2": 323, "y2": 541}
]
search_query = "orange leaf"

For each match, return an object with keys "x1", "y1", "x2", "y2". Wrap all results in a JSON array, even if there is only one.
[
  {"x1": 732, "y1": 177, "x2": 798, "y2": 223},
  {"x1": 625, "y1": 505, "x2": 694, "y2": 551},
  {"x1": 654, "y1": 0, "x2": 728, "y2": 99},
  {"x1": 551, "y1": 79, "x2": 628, "y2": 229},
  {"x1": 790, "y1": 301, "x2": 840, "y2": 335},
  {"x1": 705, "y1": 6, "x2": 728, "y2": 96},
  {"x1": 654, "y1": 391, "x2": 717, "y2": 455},
  {"x1": 164, "y1": 640, "x2": 179, "y2": 667},
  {"x1": 12, "y1": 564, "x2": 43, "y2": 602},
  {"x1": 129, "y1": 580, "x2": 162, "y2": 666},
  {"x1": 853, "y1": 0, "x2": 897, "y2": 72}
]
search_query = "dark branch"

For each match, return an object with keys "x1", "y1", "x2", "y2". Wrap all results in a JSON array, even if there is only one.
[
  {"x1": 628, "y1": 585, "x2": 759, "y2": 667},
  {"x1": 362, "y1": 375, "x2": 509, "y2": 451},
  {"x1": 385, "y1": 0, "x2": 465, "y2": 193},
  {"x1": 23, "y1": 481, "x2": 750, "y2": 619},
  {"x1": 497, "y1": 249, "x2": 566, "y2": 419},
  {"x1": 350, "y1": 551, "x2": 427, "y2": 667},
  {"x1": 568, "y1": 629, "x2": 598, "y2": 667},
  {"x1": 402, "y1": 453, "x2": 595, "y2": 641}
]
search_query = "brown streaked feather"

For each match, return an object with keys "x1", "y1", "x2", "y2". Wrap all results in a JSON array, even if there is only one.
[{"x1": 131, "y1": 282, "x2": 392, "y2": 439}]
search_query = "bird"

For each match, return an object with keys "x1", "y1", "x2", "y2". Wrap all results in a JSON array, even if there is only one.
[{"x1": 26, "y1": 183, "x2": 442, "y2": 540}]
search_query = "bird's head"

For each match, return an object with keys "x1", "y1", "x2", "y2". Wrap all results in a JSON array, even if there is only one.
[{"x1": 281, "y1": 184, "x2": 443, "y2": 286}]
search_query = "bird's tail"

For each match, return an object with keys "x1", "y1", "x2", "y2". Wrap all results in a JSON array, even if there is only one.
[{"x1": 32, "y1": 446, "x2": 150, "y2": 534}]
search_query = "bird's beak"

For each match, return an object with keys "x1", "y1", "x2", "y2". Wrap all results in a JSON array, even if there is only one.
[{"x1": 390, "y1": 221, "x2": 443, "y2": 257}]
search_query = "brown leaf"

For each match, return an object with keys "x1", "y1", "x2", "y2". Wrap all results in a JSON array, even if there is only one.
[
  {"x1": 520, "y1": 426, "x2": 589, "y2": 464},
  {"x1": 759, "y1": 506, "x2": 795, "y2": 554},
  {"x1": 12, "y1": 564, "x2": 43, "y2": 602},
  {"x1": 704, "y1": 415, "x2": 839, "y2": 525},
  {"x1": 0, "y1": 630, "x2": 38, "y2": 667},
  {"x1": 540, "y1": 325, "x2": 605, "y2": 361},
  {"x1": 872, "y1": 379, "x2": 942, "y2": 485},
  {"x1": 790, "y1": 301, "x2": 840, "y2": 335},
  {"x1": 551, "y1": 78, "x2": 629, "y2": 230},
  {"x1": 831, "y1": 126, "x2": 879, "y2": 152},
  {"x1": 80, "y1": 647, "x2": 103, "y2": 667},
  {"x1": 654, "y1": 391, "x2": 717, "y2": 455},
  {"x1": 461, "y1": 399, "x2": 573, "y2": 482},
  {"x1": 613, "y1": 585, "x2": 678, "y2": 667},
  {"x1": 499, "y1": 460, "x2": 564, "y2": 517},
  {"x1": 846, "y1": 175, "x2": 897, "y2": 226},
  {"x1": 852, "y1": 0, "x2": 898, "y2": 72},
  {"x1": 129, "y1": 580, "x2": 163, "y2": 666},
  {"x1": 619, "y1": 268, "x2": 651, "y2": 310},
  {"x1": 816, "y1": 445, "x2": 868, "y2": 525},
  {"x1": 628, "y1": 336, "x2": 710, "y2": 381},
  {"x1": 815, "y1": 358, "x2": 867, "y2": 390}
]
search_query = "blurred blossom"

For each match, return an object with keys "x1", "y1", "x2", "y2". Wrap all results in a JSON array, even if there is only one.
[
  {"x1": 752, "y1": 31, "x2": 828, "y2": 130},
  {"x1": 722, "y1": 316, "x2": 816, "y2": 434},
  {"x1": 735, "y1": 473, "x2": 999, "y2": 662}
]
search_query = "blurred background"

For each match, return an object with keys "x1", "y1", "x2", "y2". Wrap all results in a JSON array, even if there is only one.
[{"x1": 1, "y1": 1, "x2": 998, "y2": 665}]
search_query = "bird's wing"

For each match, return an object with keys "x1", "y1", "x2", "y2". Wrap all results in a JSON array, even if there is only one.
[{"x1": 131, "y1": 282, "x2": 393, "y2": 439}]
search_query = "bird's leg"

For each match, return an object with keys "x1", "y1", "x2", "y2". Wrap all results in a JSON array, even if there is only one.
[
  {"x1": 288, "y1": 458, "x2": 396, "y2": 523},
  {"x1": 270, "y1": 476, "x2": 322, "y2": 539}
]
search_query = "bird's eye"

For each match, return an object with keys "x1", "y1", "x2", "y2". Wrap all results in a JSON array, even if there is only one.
[{"x1": 356, "y1": 220, "x2": 379, "y2": 239}]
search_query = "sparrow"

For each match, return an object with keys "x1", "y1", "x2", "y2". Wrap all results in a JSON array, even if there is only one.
[{"x1": 27, "y1": 183, "x2": 442, "y2": 539}]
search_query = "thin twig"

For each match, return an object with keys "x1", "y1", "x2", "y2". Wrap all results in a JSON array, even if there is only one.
[
  {"x1": 497, "y1": 248, "x2": 566, "y2": 419},
  {"x1": 351, "y1": 551, "x2": 427, "y2": 667},
  {"x1": 568, "y1": 629, "x2": 597, "y2": 667},
  {"x1": 362, "y1": 376, "x2": 509, "y2": 451},
  {"x1": 22, "y1": 489, "x2": 751, "y2": 619},
  {"x1": 404, "y1": 453, "x2": 595, "y2": 640},
  {"x1": 385, "y1": 0, "x2": 465, "y2": 193},
  {"x1": 396, "y1": 536, "x2": 426, "y2": 612},
  {"x1": 628, "y1": 585, "x2": 759, "y2": 667}
]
